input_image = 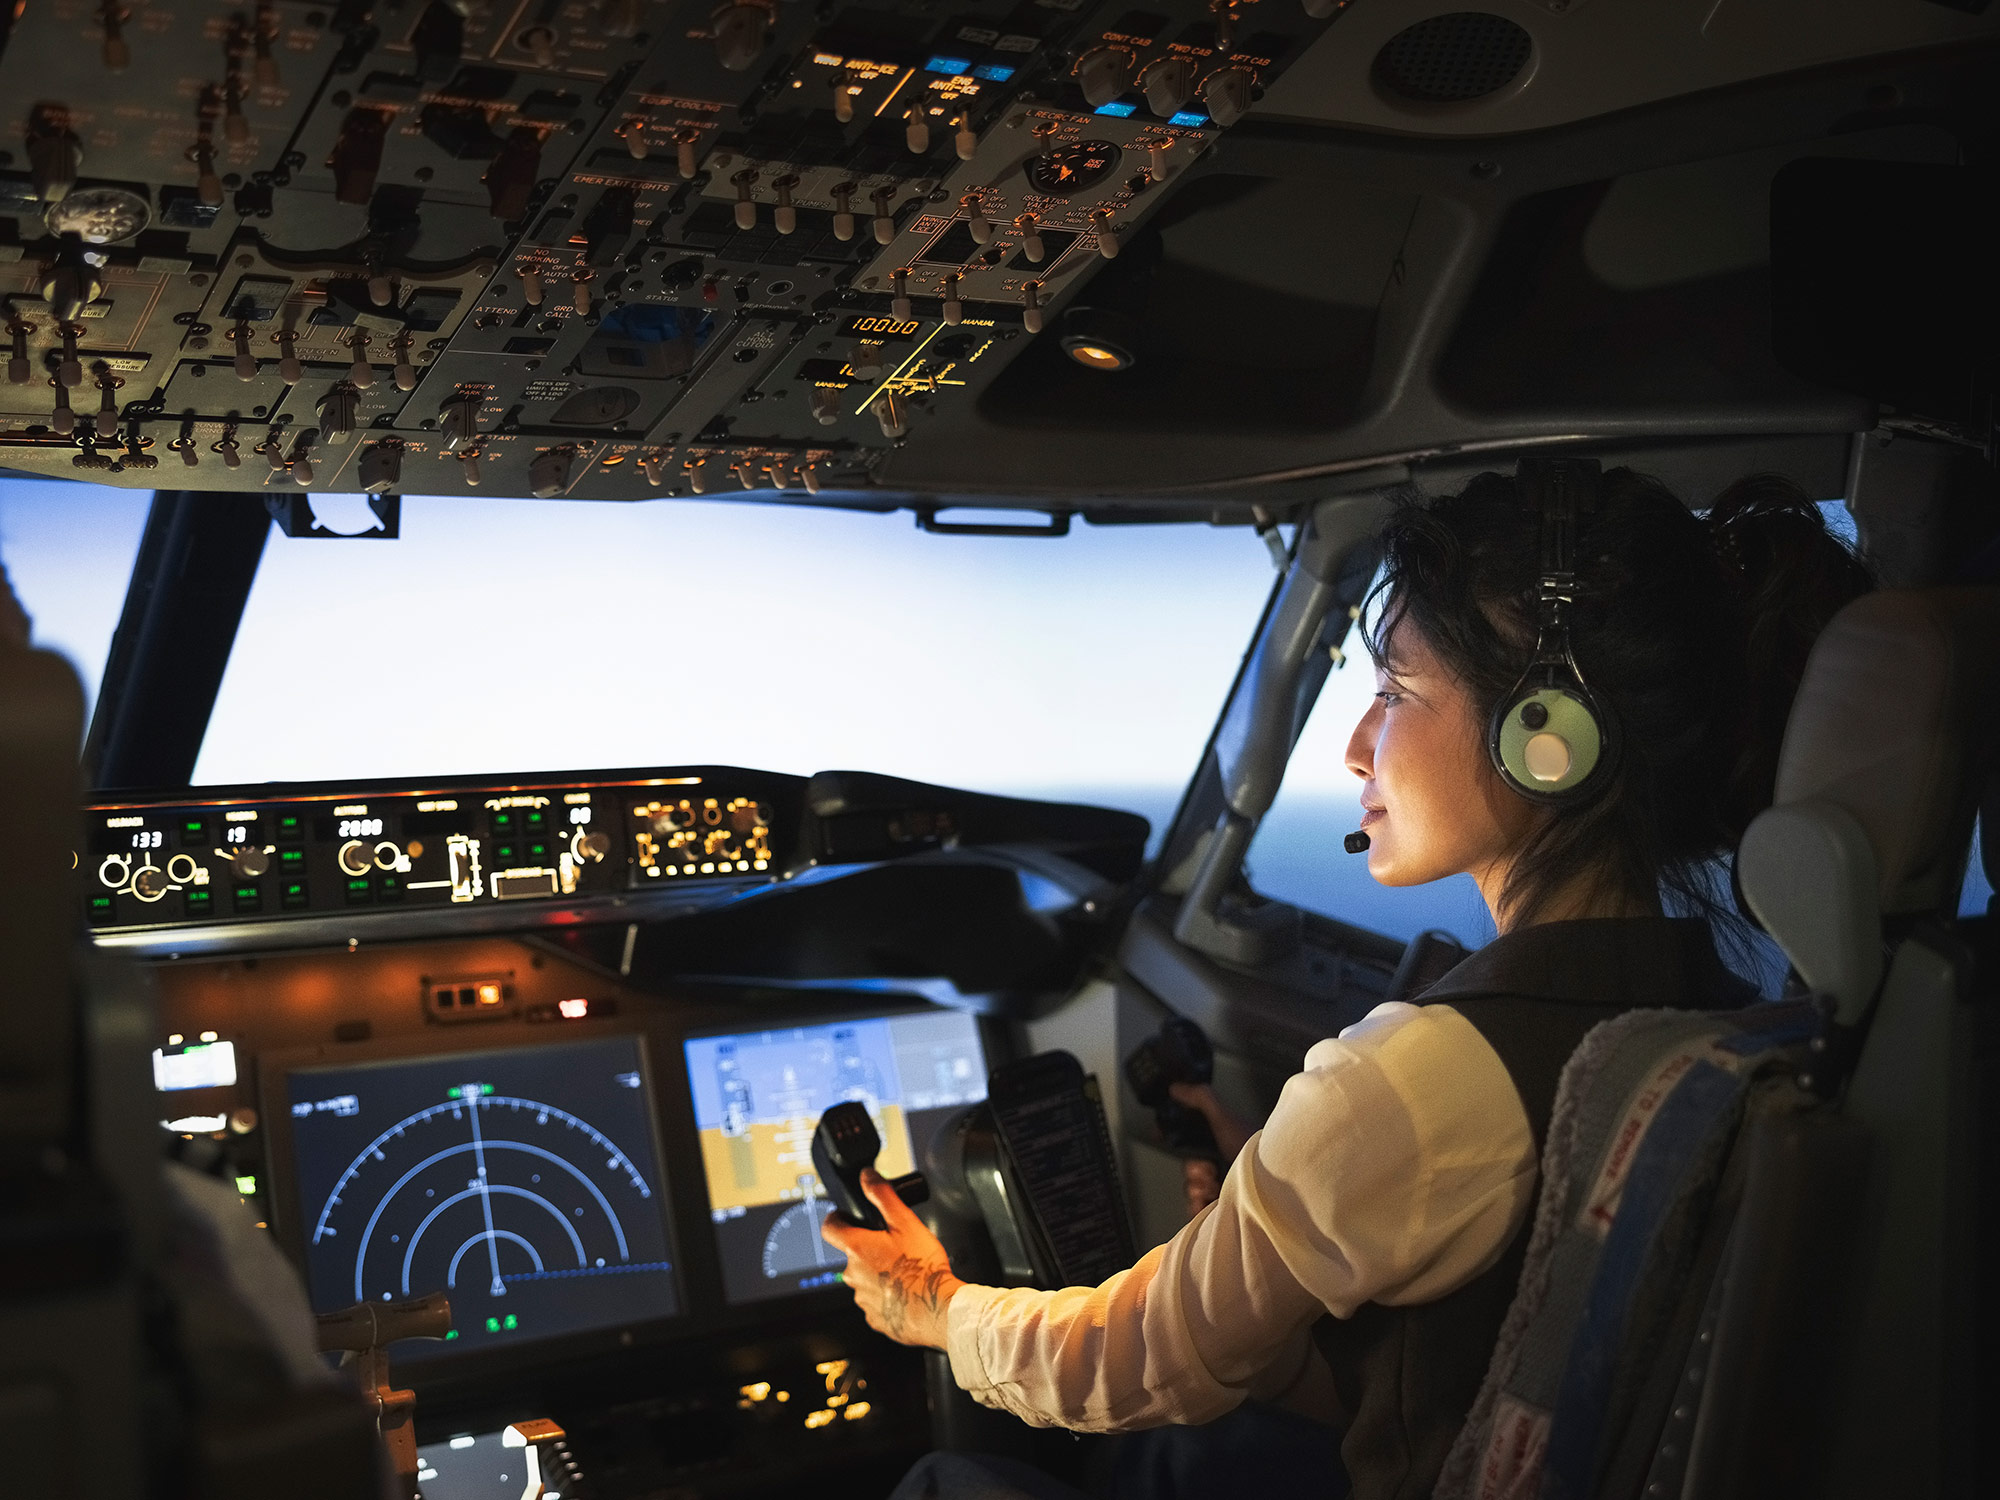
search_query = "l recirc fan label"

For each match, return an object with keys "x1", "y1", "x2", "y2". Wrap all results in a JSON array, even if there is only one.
[{"x1": 285, "y1": 1036, "x2": 679, "y2": 1359}]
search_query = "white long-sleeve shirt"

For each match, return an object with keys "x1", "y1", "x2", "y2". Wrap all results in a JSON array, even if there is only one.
[{"x1": 943, "y1": 1000, "x2": 1538, "y2": 1432}]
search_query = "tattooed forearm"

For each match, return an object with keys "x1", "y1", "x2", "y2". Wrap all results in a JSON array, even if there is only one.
[{"x1": 880, "y1": 1255, "x2": 957, "y2": 1343}]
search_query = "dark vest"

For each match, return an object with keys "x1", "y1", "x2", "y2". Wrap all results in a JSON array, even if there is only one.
[{"x1": 1310, "y1": 918, "x2": 1751, "y2": 1500}]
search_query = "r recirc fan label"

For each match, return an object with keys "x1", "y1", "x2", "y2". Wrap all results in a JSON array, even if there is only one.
[{"x1": 285, "y1": 1036, "x2": 679, "y2": 1359}]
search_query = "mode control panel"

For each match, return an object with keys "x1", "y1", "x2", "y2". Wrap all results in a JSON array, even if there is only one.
[{"x1": 84, "y1": 765, "x2": 801, "y2": 942}]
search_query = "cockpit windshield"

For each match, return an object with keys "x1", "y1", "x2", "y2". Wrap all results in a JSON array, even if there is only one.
[{"x1": 189, "y1": 497, "x2": 1280, "y2": 844}]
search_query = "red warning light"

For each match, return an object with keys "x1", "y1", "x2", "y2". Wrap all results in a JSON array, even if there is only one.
[{"x1": 557, "y1": 997, "x2": 590, "y2": 1019}]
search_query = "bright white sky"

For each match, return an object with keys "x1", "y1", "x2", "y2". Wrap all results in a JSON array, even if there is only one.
[{"x1": 185, "y1": 494, "x2": 1313, "y2": 796}]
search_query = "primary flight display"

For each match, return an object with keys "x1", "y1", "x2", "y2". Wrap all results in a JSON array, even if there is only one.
[{"x1": 685, "y1": 1012, "x2": 989, "y2": 1304}]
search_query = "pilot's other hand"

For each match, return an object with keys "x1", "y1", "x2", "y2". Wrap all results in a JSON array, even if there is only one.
[
  {"x1": 1167, "y1": 1080, "x2": 1255, "y2": 1163},
  {"x1": 1183, "y1": 1157, "x2": 1223, "y2": 1217},
  {"x1": 820, "y1": 1167, "x2": 964, "y2": 1350}
]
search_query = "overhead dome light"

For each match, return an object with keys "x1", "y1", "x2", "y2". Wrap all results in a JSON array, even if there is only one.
[{"x1": 1062, "y1": 336, "x2": 1133, "y2": 371}]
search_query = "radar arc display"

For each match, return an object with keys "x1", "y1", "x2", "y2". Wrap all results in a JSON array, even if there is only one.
[{"x1": 286, "y1": 1037, "x2": 679, "y2": 1358}]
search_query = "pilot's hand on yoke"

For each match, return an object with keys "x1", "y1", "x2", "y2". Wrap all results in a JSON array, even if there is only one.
[
  {"x1": 820, "y1": 1167, "x2": 964, "y2": 1350},
  {"x1": 1169, "y1": 1081, "x2": 1257, "y2": 1218}
]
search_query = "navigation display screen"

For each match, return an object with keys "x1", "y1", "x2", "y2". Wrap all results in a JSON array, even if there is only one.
[
  {"x1": 285, "y1": 1036, "x2": 679, "y2": 1360},
  {"x1": 684, "y1": 1011, "x2": 988, "y2": 1305}
]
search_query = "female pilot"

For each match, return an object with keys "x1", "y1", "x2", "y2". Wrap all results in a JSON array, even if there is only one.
[{"x1": 824, "y1": 468, "x2": 1871, "y2": 1500}]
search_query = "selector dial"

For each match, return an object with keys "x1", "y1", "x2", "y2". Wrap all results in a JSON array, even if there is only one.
[
  {"x1": 338, "y1": 840, "x2": 373, "y2": 877},
  {"x1": 98, "y1": 853, "x2": 131, "y2": 888},
  {"x1": 231, "y1": 845, "x2": 270, "y2": 877},
  {"x1": 573, "y1": 830, "x2": 612, "y2": 862},
  {"x1": 132, "y1": 865, "x2": 169, "y2": 902}
]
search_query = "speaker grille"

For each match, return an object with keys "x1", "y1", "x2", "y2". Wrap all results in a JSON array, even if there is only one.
[{"x1": 1373, "y1": 12, "x2": 1533, "y2": 104}]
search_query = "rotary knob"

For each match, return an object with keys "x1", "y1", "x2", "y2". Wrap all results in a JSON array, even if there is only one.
[
  {"x1": 574, "y1": 830, "x2": 612, "y2": 862},
  {"x1": 232, "y1": 845, "x2": 270, "y2": 877},
  {"x1": 132, "y1": 865, "x2": 169, "y2": 902},
  {"x1": 338, "y1": 839, "x2": 372, "y2": 877},
  {"x1": 1200, "y1": 66, "x2": 1256, "y2": 128},
  {"x1": 1143, "y1": 57, "x2": 1198, "y2": 118},
  {"x1": 711, "y1": 3, "x2": 769, "y2": 71},
  {"x1": 1074, "y1": 47, "x2": 1135, "y2": 109}
]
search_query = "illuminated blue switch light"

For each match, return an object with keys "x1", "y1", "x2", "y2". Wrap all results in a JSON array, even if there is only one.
[
  {"x1": 1170, "y1": 110, "x2": 1211, "y2": 128},
  {"x1": 923, "y1": 55, "x2": 972, "y2": 74},
  {"x1": 972, "y1": 63, "x2": 1015, "y2": 82},
  {"x1": 1093, "y1": 101, "x2": 1139, "y2": 117}
]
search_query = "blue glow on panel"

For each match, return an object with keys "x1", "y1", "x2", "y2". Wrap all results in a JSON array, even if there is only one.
[
  {"x1": 923, "y1": 54, "x2": 972, "y2": 75},
  {"x1": 972, "y1": 63, "x2": 1015, "y2": 82},
  {"x1": 1093, "y1": 101, "x2": 1139, "y2": 117},
  {"x1": 1169, "y1": 110, "x2": 1210, "y2": 127}
]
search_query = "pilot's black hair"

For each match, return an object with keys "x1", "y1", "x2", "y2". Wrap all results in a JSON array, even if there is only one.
[{"x1": 1363, "y1": 467, "x2": 1873, "y2": 931}]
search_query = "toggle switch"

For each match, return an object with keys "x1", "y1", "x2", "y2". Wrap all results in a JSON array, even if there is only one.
[
  {"x1": 772, "y1": 174, "x2": 798, "y2": 234},
  {"x1": 890, "y1": 267, "x2": 912, "y2": 320},
  {"x1": 1091, "y1": 209, "x2": 1121, "y2": 259},
  {"x1": 6, "y1": 321, "x2": 33, "y2": 385},
  {"x1": 27, "y1": 108, "x2": 82, "y2": 205},
  {"x1": 570, "y1": 268, "x2": 594, "y2": 316},
  {"x1": 520, "y1": 266, "x2": 544, "y2": 307},
  {"x1": 1143, "y1": 57, "x2": 1197, "y2": 118},
  {"x1": 732, "y1": 168, "x2": 759, "y2": 230},
  {"x1": 905, "y1": 104, "x2": 930, "y2": 155},
  {"x1": 1015, "y1": 214, "x2": 1045, "y2": 263},
  {"x1": 1147, "y1": 137, "x2": 1178, "y2": 180},
  {"x1": 42, "y1": 241, "x2": 102, "y2": 326},
  {"x1": 871, "y1": 186, "x2": 898, "y2": 245},
  {"x1": 259, "y1": 430, "x2": 289, "y2": 475},
  {"x1": 457, "y1": 447, "x2": 482, "y2": 485},
  {"x1": 347, "y1": 331, "x2": 374, "y2": 388},
  {"x1": 1022, "y1": 281, "x2": 1044, "y2": 334},
  {"x1": 675, "y1": 128, "x2": 700, "y2": 179},
  {"x1": 964, "y1": 194, "x2": 989, "y2": 244},
  {"x1": 172, "y1": 433, "x2": 200, "y2": 467},
  {"x1": 1200, "y1": 66, "x2": 1255, "y2": 128},
  {"x1": 833, "y1": 73, "x2": 858, "y2": 123},
  {"x1": 101, "y1": 0, "x2": 129, "y2": 71},
  {"x1": 288, "y1": 434, "x2": 315, "y2": 487},
  {"x1": 359, "y1": 439, "x2": 402, "y2": 493},
  {"x1": 801, "y1": 462, "x2": 821, "y2": 494},
  {"x1": 254, "y1": 0, "x2": 281, "y2": 86},
  {"x1": 831, "y1": 183, "x2": 857, "y2": 242},
  {"x1": 368, "y1": 274, "x2": 395, "y2": 308},
  {"x1": 1074, "y1": 46, "x2": 1136, "y2": 109},
  {"x1": 274, "y1": 325, "x2": 303, "y2": 384},
  {"x1": 955, "y1": 114, "x2": 978, "y2": 161},
  {"x1": 317, "y1": 381, "x2": 359, "y2": 439},
  {"x1": 390, "y1": 334, "x2": 417, "y2": 392},
  {"x1": 189, "y1": 133, "x2": 224, "y2": 208},
  {"x1": 810, "y1": 387, "x2": 842, "y2": 425},
  {"x1": 871, "y1": 389, "x2": 906, "y2": 438},
  {"x1": 49, "y1": 378, "x2": 74, "y2": 435},
  {"x1": 711, "y1": 3, "x2": 769, "y2": 71},
  {"x1": 941, "y1": 274, "x2": 963, "y2": 325},
  {"x1": 216, "y1": 430, "x2": 242, "y2": 468},
  {"x1": 639, "y1": 450, "x2": 666, "y2": 486},
  {"x1": 529, "y1": 446, "x2": 573, "y2": 498},
  {"x1": 439, "y1": 391, "x2": 480, "y2": 450},
  {"x1": 53, "y1": 321, "x2": 83, "y2": 389},
  {"x1": 484, "y1": 127, "x2": 543, "y2": 221},
  {"x1": 328, "y1": 107, "x2": 388, "y2": 206},
  {"x1": 232, "y1": 322, "x2": 260, "y2": 380},
  {"x1": 686, "y1": 456, "x2": 711, "y2": 493},
  {"x1": 620, "y1": 118, "x2": 648, "y2": 159},
  {"x1": 92, "y1": 366, "x2": 121, "y2": 439}
]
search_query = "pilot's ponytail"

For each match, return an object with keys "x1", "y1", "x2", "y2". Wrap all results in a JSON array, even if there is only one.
[
  {"x1": 1704, "y1": 474, "x2": 1875, "y2": 840},
  {"x1": 1366, "y1": 466, "x2": 1872, "y2": 931}
]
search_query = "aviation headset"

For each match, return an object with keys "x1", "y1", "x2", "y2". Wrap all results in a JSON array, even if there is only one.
[{"x1": 1485, "y1": 456, "x2": 1620, "y2": 804}]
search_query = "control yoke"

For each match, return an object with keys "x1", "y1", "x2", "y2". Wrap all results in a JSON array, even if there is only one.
[
  {"x1": 315, "y1": 1292, "x2": 452, "y2": 1498},
  {"x1": 811, "y1": 1101, "x2": 929, "y2": 1231},
  {"x1": 1124, "y1": 1017, "x2": 1218, "y2": 1159}
]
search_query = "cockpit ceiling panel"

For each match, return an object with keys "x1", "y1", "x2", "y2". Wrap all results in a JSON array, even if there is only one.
[
  {"x1": 0, "y1": 3, "x2": 1986, "y2": 506},
  {"x1": 1255, "y1": 0, "x2": 2000, "y2": 137}
]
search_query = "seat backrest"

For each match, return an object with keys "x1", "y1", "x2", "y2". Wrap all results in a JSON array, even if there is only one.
[{"x1": 1714, "y1": 586, "x2": 2000, "y2": 1500}]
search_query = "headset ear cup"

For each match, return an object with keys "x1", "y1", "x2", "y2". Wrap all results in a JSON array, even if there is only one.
[{"x1": 1488, "y1": 685, "x2": 1614, "y2": 803}]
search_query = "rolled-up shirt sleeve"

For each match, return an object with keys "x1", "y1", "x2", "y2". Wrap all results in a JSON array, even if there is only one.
[{"x1": 944, "y1": 1001, "x2": 1537, "y2": 1433}]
